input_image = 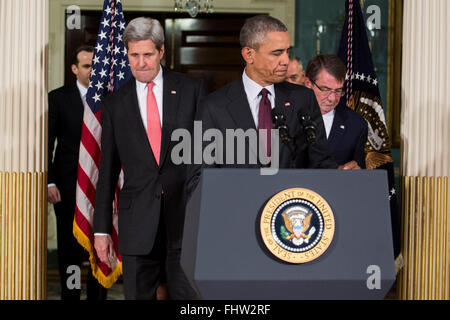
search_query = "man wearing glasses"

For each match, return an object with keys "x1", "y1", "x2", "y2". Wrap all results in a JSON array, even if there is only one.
[{"x1": 305, "y1": 54, "x2": 368, "y2": 169}]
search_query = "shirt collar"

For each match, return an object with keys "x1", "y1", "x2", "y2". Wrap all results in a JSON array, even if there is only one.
[
  {"x1": 322, "y1": 108, "x2": 336, "y2": 119},
  {"x1": 242, "y1": 69, "x2": 275, "y2": 100},
  {"x1": 76, "y1": 80, "x2": 88, "y2": 98},
  {"x1": 135, "y1": 65, "x2": 164, "y2": 92}
]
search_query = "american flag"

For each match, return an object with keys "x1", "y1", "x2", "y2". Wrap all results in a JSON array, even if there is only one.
[
  {"x1": 73, "y1": 0, "x2": 131, "y2": 288},
  {"x1": 337, "y1": 0, "x2": 401, "y2": 264}
]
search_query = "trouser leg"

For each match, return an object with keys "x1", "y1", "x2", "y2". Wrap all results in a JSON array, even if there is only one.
[
  {"x1": 54, "y1": 200, "x2": 83, "y2": 300},
  {"x1": 86, "y1": 265, "x2": 108, "y2": 300},
  {"x1": 121, "y1": 215, "x2": 166, "y2": 300}
]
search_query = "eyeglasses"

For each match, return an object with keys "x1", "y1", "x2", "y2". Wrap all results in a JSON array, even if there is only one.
[{"x1": 311, "y1": 80, "x2": 345, "y2": 97}]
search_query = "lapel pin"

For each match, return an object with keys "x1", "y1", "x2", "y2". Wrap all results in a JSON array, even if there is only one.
[
  {"x1": 171, "y1": 90, "x2": 177, "y2": 95},
  {"x1": 285, "y1": 102, "x2": 291, "y2": 107},
  {"x1": 340, "y1": 125, "x2": 345, "y2": 130}
]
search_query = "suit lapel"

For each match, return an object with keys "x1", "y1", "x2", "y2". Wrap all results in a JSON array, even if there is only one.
[
  {"x1": 327, "y1": 106, "x2": 348, "y2": 148},
  {"x1": 274, "y1": 83, "x2": 295, "y2": 129},
  {"x1": 123, "y1": 79, "x2": 159, "y2": 168},
  {"x1": 160, "y1": 68, "x2": 181, "y2": 167},
  {"x1": 225, "y1": 79, "x2": 256, "y2": 131},
  {"x1": 70, "y1": 84, "x2": 84, "y2": 115},
  {"x1": 65, "y1": 84, "x2": 85, "y2": 142},
  {"x1": 224, "y1": 79, "x2": 259, "y2": 159}
]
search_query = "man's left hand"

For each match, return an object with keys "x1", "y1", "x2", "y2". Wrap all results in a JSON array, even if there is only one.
[{"x1": 338, "y1": 160, "x2": 361, "y2": 170}]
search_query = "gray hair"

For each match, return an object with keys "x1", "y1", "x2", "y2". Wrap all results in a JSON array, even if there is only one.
[
  {"x1": 240, "y1": 15, "x2": 288, "y2": 50},
  {"x1": 123, "y1": 17, "x2": 165, "y2": 51}
]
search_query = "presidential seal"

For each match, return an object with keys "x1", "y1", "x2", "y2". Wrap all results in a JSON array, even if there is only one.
[{"x1": 260, "y1": 188, "x2": 335, "y2": 264}]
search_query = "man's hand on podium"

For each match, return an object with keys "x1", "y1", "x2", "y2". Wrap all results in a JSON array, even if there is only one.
[{"x1": 338, "y1": 160, "x2": 361, "y2": 170}]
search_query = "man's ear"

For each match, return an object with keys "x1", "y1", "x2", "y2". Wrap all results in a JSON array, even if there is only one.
[
  {"x1": 71, "y1": 64, "x2": 78, "y2": 77},
  {"x1": 304, "y1": 77, "x2": 313, "y2": 89},
  {"x1": 241, "y1": 47, "x2": 254, "y2": 64},
  {"x1": 159, "y1": 44, "x2": 165, "y2": 59}
]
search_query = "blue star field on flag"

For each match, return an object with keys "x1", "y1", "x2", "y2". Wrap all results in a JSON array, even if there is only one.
[{"x1": 86, "y1": 0, "x2": 132, "y2": 113}]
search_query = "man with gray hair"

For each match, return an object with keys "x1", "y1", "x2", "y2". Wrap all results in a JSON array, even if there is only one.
[
  {"x1": 93, "y1": 17, "x2": 205, "y2": 300},
  {"x1": 187, "y1": 15, "x2": 337, "y2": 195}
]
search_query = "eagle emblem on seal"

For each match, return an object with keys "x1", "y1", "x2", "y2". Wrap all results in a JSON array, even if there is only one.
[{"x1": 280, "y1": 206, "x2": 316, "y2": 246}]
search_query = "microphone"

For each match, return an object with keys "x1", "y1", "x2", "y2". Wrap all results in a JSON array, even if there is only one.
[
  {"x1": 271, "y1": 112, "x2": 292, "y2": 146},
  {"x1": 298, "y1": 113, "x2": 317, "y2": 145},
  {"x1": 272, "y1": 111, "x2": 296, "y2": 168}
]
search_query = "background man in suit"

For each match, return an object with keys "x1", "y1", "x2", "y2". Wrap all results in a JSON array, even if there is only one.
[
  {"x1": 187, "y1": 15, "x2": 338, "y2": 195},
  {"x1": 48, "y1": 45, "x2": 107, "y2": 300},
  {"x1": 305, "y1": 54, "x2": 368, "y2": 169},
  {"x1": 93, "y1": 17, "x2": 205, "y2": 300},
  {"x1": 286, "y1": 56, "x2": 305, "y2": 86}
]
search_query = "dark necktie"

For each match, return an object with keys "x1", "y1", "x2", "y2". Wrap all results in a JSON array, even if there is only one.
[{"x1": 258, "y1": 88, "x2": 273, "y2": 157}]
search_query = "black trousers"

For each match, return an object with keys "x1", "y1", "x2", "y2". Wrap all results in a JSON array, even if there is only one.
[
  {"x1": 54, "y1": 196, "x2": 107, "y2": 300},
  {"x1": 121, "y1": 200, "x2": 197, "y2": 300}
]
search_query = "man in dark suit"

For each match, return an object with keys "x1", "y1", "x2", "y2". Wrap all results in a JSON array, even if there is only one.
[
  {"x1": 304, "y1": 54, "x2": 368, "y2": 169},
  {"x1": 48, "y1": 45, "x2": 107, "y2": 300},
  {"x1": 93, "y1": 17, "x2": 205, "y2": 300},
  {"x1": 187, "y1": 16, "x2": 338, "y2": 194}
]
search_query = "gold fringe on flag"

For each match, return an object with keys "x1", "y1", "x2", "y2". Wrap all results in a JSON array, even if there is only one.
[
  {"x1": 366, "y1": 151, "x2": 393, "y2": 170},
  {"x1": 73, "y1": 220, "x2": 122, "y2": 289}
]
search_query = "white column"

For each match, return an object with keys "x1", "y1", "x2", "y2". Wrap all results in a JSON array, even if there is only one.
[
  {"x1": 399, "y1": 0, "x2": 450, "y2": 300},
  {"x1": 0, "y1": 0, "x2": 48, "y2": 300}
]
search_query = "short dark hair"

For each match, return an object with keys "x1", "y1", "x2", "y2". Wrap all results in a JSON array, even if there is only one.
[
  {"x1": 72, "y1": 45, "x2": 94, "y2": 66},
  {"x1": 240, "y1": 15, "x2": 288, "y2": 50},
  {"x1": 289, "y1": 55, "x2": 303, "y2": 66},
  {"x1": 306, "y1": 54, "x2": 347, "y2": 83}
]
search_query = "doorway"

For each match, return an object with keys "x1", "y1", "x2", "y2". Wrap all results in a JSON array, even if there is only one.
[{"x1": 65, "y1": 12, "x2": 257, "y2": 92}]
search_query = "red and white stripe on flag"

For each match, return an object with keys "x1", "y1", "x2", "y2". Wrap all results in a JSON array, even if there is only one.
[{"x1": 73, "y1": 0, "x2": 131, "y2": 288}]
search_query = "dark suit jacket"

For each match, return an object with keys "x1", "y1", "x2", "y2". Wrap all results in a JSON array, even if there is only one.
[
  {"x1": 48, "y1": 84, "x2": 84, "y2": 200},
  {"x1": 186, "y1": 78, "x2": 338, "y2": 195},
  {"x1": 327, "y1": 104, "x2": 368, "y2": 168},
  {"x1": 93, "y1": 68, "x2": 205, "y2": 256}
]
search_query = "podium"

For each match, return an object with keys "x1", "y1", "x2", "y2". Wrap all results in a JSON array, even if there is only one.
[{"x1": 181, "y1": 169, "x2": 396, "y2": 300}]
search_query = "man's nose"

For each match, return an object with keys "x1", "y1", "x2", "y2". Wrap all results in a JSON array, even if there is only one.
[
  {"x1": 138, "y1": 55, "x2": 146, "y2": 67},
  {"x1": 280, "y1": 51, "x2": 289, "y2": 65},
  {"x1": 327, "y1": 91, "x2": 339, "y2": 101}
]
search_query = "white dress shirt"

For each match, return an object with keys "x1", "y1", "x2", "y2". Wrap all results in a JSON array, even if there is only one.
[
  {"x1": 135, "y1": 66, "x2": 164, "y2": 129},
  {"x1": 322, "y1": 109, "x2": 336, "y2": 139},
  {"x1": 242, "y1": 70, "x2": 276, "y2": 128},
  {"x1": 76, "y1": 80, "x2": 88, "y2": 102}
]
